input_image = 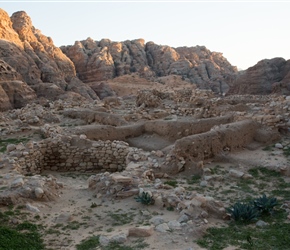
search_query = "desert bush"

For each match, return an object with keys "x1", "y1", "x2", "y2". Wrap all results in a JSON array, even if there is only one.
[
  {"x1": 227, "y1": 202, "x2": 259, "y2": 222},
  {"x1": 252, "y1": 194, "x2": 278, "y2": 214},
  {"x1": 135, "y1": 192, "x2": 155, "y2": 205}
]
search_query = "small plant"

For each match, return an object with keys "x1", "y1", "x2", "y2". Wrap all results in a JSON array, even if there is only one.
[
  {"x1": 90, "y1": 202, "x2": 98, "y2": 208},
  {"x1": 166, "y1": 206, "x2": 174, "y2": 211},
  {"x1": 187, "y1": 175, "x2": 201, "y2": 184},
  {"x1": 164, "y1": 180, "x2": 178, "y2": 187},
  {"x1": 227, "y1": 202, "x2": 259, "y2": 222},
  {"x1": 0, "y1": 138, "x2": 29, "y2": 153},
  {"x1": 283, "y1": 146, "x2": 290, "y2": 157},
  {"x1": 253, "y1": 194, "x2": 278, "y2": 214},
  {"x1": 107, "y1": 211, "x2": 135, "y2": 226},
  {"x1": 76, "y1": 235, "x2": 100, "y2": 250},
  {"x1": 135, "y1": 192, "x2": 155, "y2": 205},
  {"x1": 262, "y1": 145, "x2": 273, "y2": 151}
]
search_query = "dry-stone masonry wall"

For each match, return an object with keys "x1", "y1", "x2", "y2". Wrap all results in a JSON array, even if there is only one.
[
  {"x1": 173, "y1": 119, "x2": 260, "y2": 163},
  {"x1": 14, "y1": 135, "x2": 130, "y2": 175},
  {"x1": 162, "y1": 119, "x2": 279, "y2": 174}
]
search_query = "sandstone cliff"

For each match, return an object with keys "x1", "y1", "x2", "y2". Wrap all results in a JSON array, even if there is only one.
[
  {"x1": 0, "y1": 9, "x2": 97, "y2": 110},
  {"x1": 228, "y1": 57, "x2": 290, "y2": 95},
  {"x1": 61, "y1": 38, "x2": 238, "y2": 93},
  {"x1": 0, "y1": 59, "x2": 36, "y2": 111},
  {"x1": 3, "y1": 7, "x2": 290, "y2": 110}
]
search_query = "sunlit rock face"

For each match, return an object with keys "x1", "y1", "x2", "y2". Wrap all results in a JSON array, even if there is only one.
[{"x1": 0, "y1": 9, "x2": 98, "y2": 110}]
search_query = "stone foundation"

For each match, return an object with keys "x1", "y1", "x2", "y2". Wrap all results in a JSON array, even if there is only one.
[
  {"x1": 14, "y1": 135, "x2": 130, "y2": 175},
  {"x1": 80, "y1": 115, "x2": 234, "y2": 141},
  {"x1": 173, "y1": 119, "x2": 260, "y2": 162}
]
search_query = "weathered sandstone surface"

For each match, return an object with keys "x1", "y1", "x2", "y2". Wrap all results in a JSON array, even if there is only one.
[
  {"x1": 228, "y1": 57, "x2": 290, "y2": 95},
  {"x1": 0, "y1": 8, "x2": 98, "y2": 110},
  {"x1": 61, "y1": 38, "x2": 237, "y2": 93},
  {"x1": 0, "y1": 59, "x2": 36, "y2": 110}
]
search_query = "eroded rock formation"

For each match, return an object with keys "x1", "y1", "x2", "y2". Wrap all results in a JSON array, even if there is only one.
[
  {"x1": 0, "y1": 59, "x2": 36, "y2": 111},
  {"x1": 0, "y1": 8, "x2": 98, "y2": 110},
  {"x1": 61, "y1": 38, "x2": 238, "y2": 93},
  {"x1": 228, "y1": 58, "x2": 290, "y2": 95}
]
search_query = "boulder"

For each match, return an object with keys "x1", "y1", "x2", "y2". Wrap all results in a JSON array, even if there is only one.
[{"x1": 128, "y1": 226, "x2": 154, "y2": 237}]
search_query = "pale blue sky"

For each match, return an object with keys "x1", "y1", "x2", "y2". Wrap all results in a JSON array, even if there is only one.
[{"x1": 1, "y1": 1, "x2": 289, "y2": 70}]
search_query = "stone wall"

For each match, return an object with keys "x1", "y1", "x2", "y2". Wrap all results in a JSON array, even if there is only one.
[
  {"x1": 173, "y1": 120, "x2": 260, "y2": 163},
  {"x1": 14, "y1": 135, "x2": 130, "y2": 175},
  {"x1": 144, "y1": 115, "x2": 234, "y2": 140},
  {"x1": 80, "y1": 115, "x2": 234, "y2": 141}
]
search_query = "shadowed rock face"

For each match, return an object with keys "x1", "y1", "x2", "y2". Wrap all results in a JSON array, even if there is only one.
[
  {"x1": 228, "y1": 57, "x2": 290, "y2": 95},
  {"x1": 0, "y1": 8, "x2": 98, "y2": 110},
  {"x1": 0, "y1": 59, "x2": 36, "y2": 111},
  {"x1": 61, "y1": 38, "x2": 238, "y2": 93}
]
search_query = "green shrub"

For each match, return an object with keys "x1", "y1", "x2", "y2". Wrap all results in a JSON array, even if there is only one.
[
  {"x1": 227, "y1": 202, "x2": 259, "y2": 222},
  {"x1": 90, "y1": 202, "x2": 98, "y2": 208},
  {"x1": 253, "y1": 194, "x2": 278, "y2": 214},
  {"x1": 164, "y1": 180, "x2": 178, "y2": 187},
  {"x1": 135, "y1": 192, "x2": 155, "y2": 205},
  {"x1": 0, "y1": 225, "x2": 44, "y2": 250},
  {"x1": 76, "y1": 235, "x2": 100, "y2": 250}
]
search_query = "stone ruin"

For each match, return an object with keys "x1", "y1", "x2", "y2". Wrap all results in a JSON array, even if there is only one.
[{"x1": 0, "y1": 87, "x2": 286, "y2": 219}]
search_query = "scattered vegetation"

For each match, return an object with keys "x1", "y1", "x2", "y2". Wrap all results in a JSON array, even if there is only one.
[
  {"x1": 199, "y1": 195, "x2": 287, "y2": 249},
  {"x1": 76, "y1": 235, "x2": 100, "y2": 250},
  {"x1": 187, "y1": 175, "x2": 201, "y2": 185},
  {"x1": 283, "y1": 146, "x2": 290, "y2": 157},
  {"x1": 196, "y1": 218, "x2": 290, "y2": 250},
  {"x1": 227, "y1": 194, "x2": 279, "y2": 223},
  {"x1": 107, "y1": 211, "x2": 135, "y2": 226},
  {"x1": 196, "y1": 163, "x2": 290, "y2": 250},
  {"x1": 164, "y1": 180, "x2": 178, "y2": 187},
  {"x1": 0, "y1": 137, "x2": 29, "y2": 152},
  {"x1": 262, "y1": 145, "x2": 273, "y2": 151},
  {"x1": 0, "y1": 209, "x2": 44, "y2": 250},
  {"x1": 76, "y1": 236, "x2": 149, "y2": 250}
]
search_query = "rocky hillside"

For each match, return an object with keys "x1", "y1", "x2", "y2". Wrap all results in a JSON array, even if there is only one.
[
  {"x1": 0, "y1": 9, "x2": 97, "y2": 111},
  {"x1": 228, "y1": 58, "x2": 290, "y2": 95},
  {"x1": 61, "y1": 38, "x2": 237, "y2": 94},
  {"x1": 1, "y1": 8, "x2": 289, "y2": 111}
]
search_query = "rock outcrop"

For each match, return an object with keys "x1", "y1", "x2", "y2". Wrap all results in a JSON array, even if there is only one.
[
  {"x1": 228, "y1": 58, "x2": 290, "y2": 95},
  {"x1": 61, "y1": 38, "x2": 237, "y2": 93},
  {"x1": 0, "y1": 59, "x2": 36, "y2": 111},
  {"x1": 0, "y1": 8, "x2": 98, "y2": 110}
]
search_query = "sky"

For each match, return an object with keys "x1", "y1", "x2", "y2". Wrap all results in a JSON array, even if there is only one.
[{"x1": 1, "y1": 1, "x2": 289, "y2": 70}]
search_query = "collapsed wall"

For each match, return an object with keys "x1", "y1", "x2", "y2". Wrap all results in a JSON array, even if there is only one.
[
  {"x1": 13, "y1": 135, "x2": 130, "y2": 175},
  {"x1": 80, "y1": 115, "x2": 234, "y2": 141},
  {"x1": 5, "y1": 115, "x2": 280, "y2": 177},
  {"x1": 162, "y1": 119, "x2": 279, "y2": 174},
  {"x1": 173, "y1": 119, "x2": 260, "y2": 162}
]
